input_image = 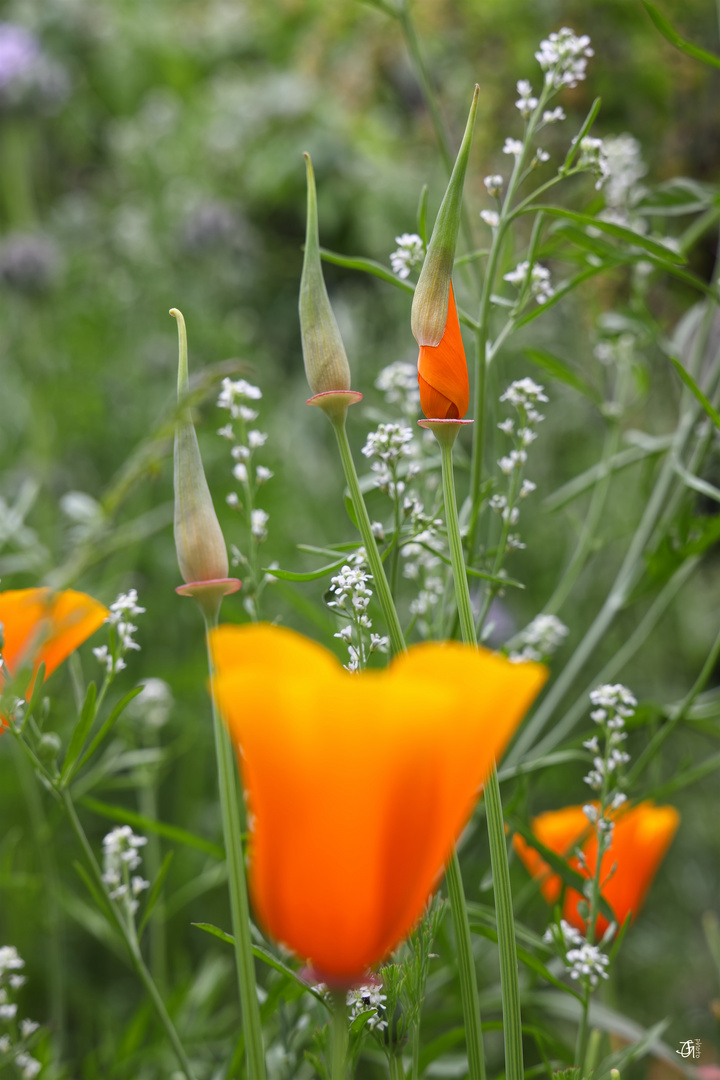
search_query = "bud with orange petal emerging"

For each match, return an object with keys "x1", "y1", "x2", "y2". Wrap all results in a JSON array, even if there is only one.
[
  {"x1": 513, "y1": 800, "x2": 679, "y2": 937},
  {"x1": 417, "y1": 282, "x2": 469, "y2": 420},
  {"x1": 210, "y1": 623, "x2": 546, "y2": 984},
  {"x1": 411, "y1": 85, "x2": 478, "y2": 349}
]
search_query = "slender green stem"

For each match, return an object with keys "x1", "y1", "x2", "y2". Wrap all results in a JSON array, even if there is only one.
[
  {"x1": 205, "y1": 617, "x2": 267, "y2": 1080},
  {"x1": 331, "y1": 991, "x2": 348, "y2": 1080},
  {"x1": 439, "y1": 434, "x2": 523, "y2": 1080},
  {"x1": 332, "y1": 417, "x2": 406, "y2": 655},
  {"x1": 445, "y1": 852, "x2": 486, "y2": 1080},
  {"x1": 60, "y1": 789, "x2": 197, "y2": 1080},
  {"x1": 411, "y1": 1020, "x2": 421, "y2": 1080}
]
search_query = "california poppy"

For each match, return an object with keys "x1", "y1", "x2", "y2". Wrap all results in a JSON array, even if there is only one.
[
  {"x1": 0, "y1": 588, "x2": 108, "y2": 713},
  {"x1": 417, "y1": 283, "x2": 469, "y2": 421},
  {"x1": 210, "y1": 623, "x2": 546, "y2": 983},
  {"x1": 513, "y1": 800, "x2": 679, "y2": 936}
]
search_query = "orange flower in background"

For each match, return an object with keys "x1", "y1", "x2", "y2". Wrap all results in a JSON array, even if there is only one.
[
  {"x1": 0, "y1": 588, "x2": 108, "y2": 709},
  {"x1": 211, "y1": 623, "x2": 546, "y2": 984},
  {"x1": 513, "y1": 800, "x2": 680, "y2": 936},
  {"x1": 417, "y1": 282, "x2": 469, "y2": 421}
]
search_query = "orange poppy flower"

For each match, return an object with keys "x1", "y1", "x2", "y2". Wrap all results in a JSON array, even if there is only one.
[
  {"x1": 513, "y1": 801, "x2": 679, "y2": 936},
  {"x1": 417, "y1": 282, "x2": 469, "y2": 421},
  {"x1": 0, "y1": 588, "x2": 109, "y2": 716},
  {"x1": 210, "y1": 623, "x2": 546, "y2": 984}
]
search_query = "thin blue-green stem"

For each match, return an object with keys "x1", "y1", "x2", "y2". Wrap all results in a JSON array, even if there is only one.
[
  {"x1": 205, "y1": 616, "x2": 267, "y2": 1080},
  {"x1": 445, "y1": 852, "x2": 487, "y2": 1080},
  {"x1": 331, "y1": 414, "x2": 487, "y2": 1080},
  {"x1": 439, "y1": 438, "x2": 523, "y2": 1080},
  {"x1": 60, "y1": 788, "x2": 198, "y2": 1080},
  {"x1": 331, "y1": 991, "x2": 348, "y2": 1080},
  {"x1": 331, "y1": 415, "x2": 406, "y2": 656}
]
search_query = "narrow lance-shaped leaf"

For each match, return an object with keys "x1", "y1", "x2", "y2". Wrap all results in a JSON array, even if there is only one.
[{"x1": 411, "y1": 85, "x2": 479, "y2": 347}]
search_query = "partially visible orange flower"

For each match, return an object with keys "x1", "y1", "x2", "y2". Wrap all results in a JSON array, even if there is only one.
[
  {"x1": 513, "y1": 801, "x2": 679, "y2": 936},
  {"x1": 417, "y1": 282, "x2": 469, "y2": 421},
  {"x1": 0, "y1": 588, "x2": 108, "y2": 711},
  {"x1": 210, "y1": 624, "x2": 546, "y2": 984}
]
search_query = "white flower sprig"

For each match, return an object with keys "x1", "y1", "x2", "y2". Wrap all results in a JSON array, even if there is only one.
[
  {"x1": 93, "y1": 589, "x2": 145, "y2": 677},
  {"x1": 101, "y1": 825, "x2": 150, "y2": 920},
  {"x1": 328, "y1": 552, "x2": 388, "y2": 672},
  {"x1": 0, "y1": 945, "x2": 42, "y2": 1078}
]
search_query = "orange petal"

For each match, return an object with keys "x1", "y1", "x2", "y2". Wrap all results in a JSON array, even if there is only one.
[
  {"x1": 563, "y1": 801, "x2": 680, "y2": 935},
  {"x1": 210, "y1": 625, "x2": 546, "y2": 981},
  {"x1": 0, "y1": 588, "x2": 108, "y2": 686},
  {"x1": 417, "y1": 282, "x2": 469, "y2": 420},
  {"x1": 513, "y1": 805, "x2": 589, "y2": 904}
]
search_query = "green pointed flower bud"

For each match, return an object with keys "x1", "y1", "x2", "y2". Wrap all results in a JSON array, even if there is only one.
[
  {"x1": 299, "y1": 153, "x2": 352, "y2": 396},
  {"x1": 411, "y1": 85, "x2": 479, "y2": 347},
  {"x1": 171, "y1": 308, "x2": 230, "y2": 589}
]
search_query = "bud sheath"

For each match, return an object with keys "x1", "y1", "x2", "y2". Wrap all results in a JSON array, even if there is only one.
[
  {"x1": 411, "y1": 85, "x2": 479, "y2": 347},
  {"x1": 171, "y1": 308, "x2": 229, "y2": 586},
  {"x1": 299, "y1": 153, "x2": 352, "y2": 396}
]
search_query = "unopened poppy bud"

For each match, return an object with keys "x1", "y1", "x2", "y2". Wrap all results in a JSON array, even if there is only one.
[
  {"x1": 299, "y1": 153, "x2": 352, "y2": 397},
  {"x1": 411, "y1": 85, "x2": 479, "y2": 347},
  {"x1": 171, "y1": 309, "x2": 239, "y2": 615}
]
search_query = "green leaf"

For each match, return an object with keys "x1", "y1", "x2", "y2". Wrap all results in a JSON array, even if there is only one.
[
  {"x1": 524, "y1": 347, "x2": 601, "y2": 403},
  {"x1": 348, "y1": 1009, "x2": 377, "y2": 1036},
  {"x1": 75, "y1": 685, "x2": 144, "y2": 773},
  {"x1": 596, "y1": 1018, "x2": 671, "y2": 1080},
  {"x1": 673, "y1": 462, "x2": 720, "y2": 504},
  {"x1": 72, "y1": 859, "x2": 115, "y2": 927},
  {"x1": 60, "y1": 681, "x2": 98, "y2": 785},
  {"x1": 80, "y1": 796, "x2": 225, "y2": 859},
  {"x1": 669, "y1": 355, "x2": 720, "y2": 429},
  {"x1": 417, "y1": 183, "x2": 429, "y2": 247},
  {"x1": 560, "y1": 97, "x2": 602, "y2": 173},
  {"x1": 262, "y1": 559, "x2": 346, "y2": 582},
  {"x1": 642, "y1": 0, "x2": 720, "y2": 68},
  {"x1": 639, "y1": 750, "x2": 720, "y2": 801},
  {"x1": 519, "y1": 206, "x2": 687, "y2": 264},
  {"x1": 192, "y1": 923, "x2": 328, "y2": 1007},
  {"x1": 497, "y1": 749, "x2": 588, "y2": 784},
  {"x1": 320, "y1": 248, "x2": 414, "y2": 293},
  {"x1": 138, "y1": 851, "x2": 174, "y2": 940}
]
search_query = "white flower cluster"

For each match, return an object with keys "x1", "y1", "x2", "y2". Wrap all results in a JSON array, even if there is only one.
[
  {"x1": 510, "y1": 613, "x2": 568, "y2": 663},
  {"x1": 217, "y1": 377, "x2": 262, "y2": 420},
  {"x1": 582, "y1": 685, "x2": 634, "y2": 864},
  {"x1": 603, "y1": 134, "x2": 647, "y2": 210},
  {"x1": 490, "y1": 379, "x2": 548, "y2": 550},
  {"x1": 398, "y1": 497, "x2": 446, "y2": 618},
  {"x1": 535, "y1": 27, "x2": 594, "y2": 89},
  {"x1": 362, "y1": 423, "x2": 417, "y2": 498},
  {"x1": 503, "y1": 260, "x2": 554, "y2": 305},
  {"x1": 126, "y1": 677, "x2": 172, "y2": 730},
  {"x1": 503, "y1": 137, "x2": 523, "y2": 158},
  {"x1": 329, "y1": 554, "x2": 388, "y2": 672},
  {"x1": 375, "y1": 360, "x2": 421, "y2": 417},
  {"x1": 484, "y1": 174, "x2": 503, "y2": 197},
  {"x1": 346, "y1": 984, "x2": 388, "y2": 1032},
  {"x1": 515, "y1": 79, "x2": 538, "y2": 118},
  {"x1": 218, "y1": 377, "x2": 272, "y2": 546},
  {"x1": 389, "y1": 233, "x2": 425, "y2": 280},
  {"x1": 101, "y1": 826, "x2": 150, "y2": 917},
  {"x1": 93, "y1": 589, "x2": 145, "y2": 676},
  {"x1": 0, "y1": 946, "x2": 41, "y2": 1078},
  {"x1": 543, "y1": 919, "x2": 609, "y2": 990}
]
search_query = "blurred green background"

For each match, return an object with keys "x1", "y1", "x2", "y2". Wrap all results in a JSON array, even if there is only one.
[{"x1": 1, "y1": 0, "x2": 720, "y2": 1075}]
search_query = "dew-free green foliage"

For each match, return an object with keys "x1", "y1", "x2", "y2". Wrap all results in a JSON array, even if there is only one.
[{"x1": 1, "y1": 0, "x2": 720, "y2": 1078}]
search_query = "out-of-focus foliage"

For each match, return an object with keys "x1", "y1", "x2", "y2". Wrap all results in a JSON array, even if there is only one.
[{"x1": 1, "y1": 0, "x2": 720, "y2": 1076}]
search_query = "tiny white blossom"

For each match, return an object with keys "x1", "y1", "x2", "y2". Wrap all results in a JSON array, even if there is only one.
[
  {"x1": 250, "y1": 509, "x2": 269, "y2": 541},
  {"x1": 480, "y1": 209, "x2": 500, "y2": 228},
  {"x1": 226, "y1": 492, "x2": 240, "y2": 508},
  {"x1": 390, "y1": 233, "x2": 425, "y2": 279},
  {"x1": 484, "y1": 174, "x2": 504, "y2": 196},
  {"x1": 247, "y1": 430, "x2": 267, "y2": 449},
  {"x1": 542, "y1": 106, "x2": 566, "y2": 124},
  {"x1": 520, "y1": 478, "x2": 536, "y2": 497},
  {"x1": 20, "y1": 1019, "x2": 39, "y2": 1038},
  {"x1": 533, "y1": 147, "x2": 550, "y2": 164},
  {"x1": 497, "y1": 418, "x2": 514, "y2": 435},
  {"x1": 232, "y1": 462, "x2": 248, "y2": 483},
  {"x1": 503, "y1": 138, "x2": 524, "y2": 157},
  {"x1": 217, "y1": 423, "x2": 235, "y2": 440}
]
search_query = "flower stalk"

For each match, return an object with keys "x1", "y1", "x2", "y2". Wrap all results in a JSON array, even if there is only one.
[
  {"x1": 330, "y1": 991, "x2": 348, "y2": 1080},
  {"x1": 205, "y1": 615, "x2": 267, "y2": 1080},
  {"x1": 432, "y1": 424, "x2": 526, "y2": 1080}
]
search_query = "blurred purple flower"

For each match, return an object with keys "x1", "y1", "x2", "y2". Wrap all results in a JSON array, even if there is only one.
[
  {"x1": 0, "y1": 22, "x2": 69, "y2": 114},
  {"x1": 0, "y1": 232, "x2": 62, "y2": 293}
]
